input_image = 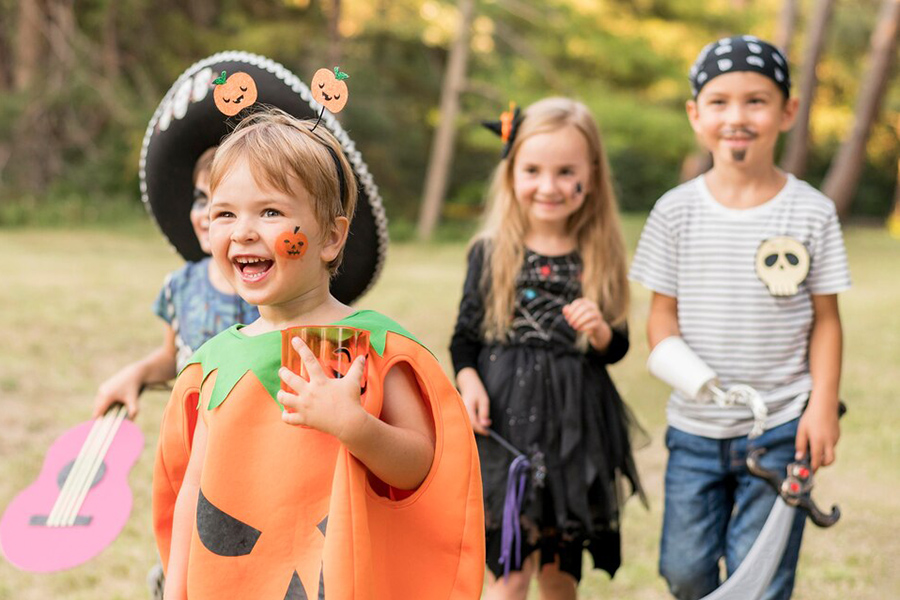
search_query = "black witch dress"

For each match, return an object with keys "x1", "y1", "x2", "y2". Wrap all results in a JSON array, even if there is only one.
[{"x1": 450, "y1": 240, "x2": 646, "y2": 582}]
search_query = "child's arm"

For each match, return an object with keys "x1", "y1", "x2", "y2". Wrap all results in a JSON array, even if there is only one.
[
  {"x1": 456, "y1": 368, "x2": 491, "y2": 435},
  {"x1": 450, "y1": 241, "x2": 491, "y2": 434},
  {"x1": 647, "y1": 292, "x2": 681, "y2": 350},
  {"x1": 93, "y1": 325, "x2": 178, "y2": 418},
  {"x1": 796, "y1": 294, "x2": 842, "y2": 471},
  {"x1": 163, "y1": 412, "x2": 207, "y2": 600},
  {"x1": 278, "y1": 338, "x2": 435, "y2": 490}
]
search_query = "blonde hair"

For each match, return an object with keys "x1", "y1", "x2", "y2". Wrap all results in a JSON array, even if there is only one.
[
  {"x1": 193, "y1": 146, "x2": 217, "y2": 184},
  {"x1": 209, "y1": 107, "x2": 358, "y2": 273},
  {"x1": 477, "y1": 97, "x2": 629, "y2": 342}
]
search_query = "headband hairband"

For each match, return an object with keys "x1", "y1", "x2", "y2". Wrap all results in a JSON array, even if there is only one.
[
  {"x1": 482, "y1": 102, "x2": 523, "y2": 159},
  {"x1": 321, "y1": 142, "x2": 348, "y2": 205},
  {"x1": 689, "y1": 35, "x2": 791, "y2": 98}
]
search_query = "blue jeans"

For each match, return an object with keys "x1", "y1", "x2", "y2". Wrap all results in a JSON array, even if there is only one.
[{"x1": 659, "y1": 419, "x2": 806, "y2": 600}]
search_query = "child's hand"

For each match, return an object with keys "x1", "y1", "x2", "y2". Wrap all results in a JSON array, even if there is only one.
[
  {"x1": 94, "y1": 365, "x2": 143, "y2": 419},
  {"x1": 795, "y1": 399, "x2": 840, "y2": 472},
  {"x1": 456, "y1": 367, "x2": 491, "y2": 435},
  {"x1": 277, "y1": 336, "x2": 368, "y2": 442},
  {"x1": 563, "y1": 298, "x2": 611, "y2": 350}
]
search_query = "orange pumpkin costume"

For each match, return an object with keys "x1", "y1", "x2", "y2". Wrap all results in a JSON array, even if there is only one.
[{"x1": 152, "y1": 311, "x2": 485, "y2": 599}]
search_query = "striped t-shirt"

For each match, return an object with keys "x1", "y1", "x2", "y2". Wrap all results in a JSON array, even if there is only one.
[{"x1": 629, "y1": 174, "x2": 851, "y2": 438}]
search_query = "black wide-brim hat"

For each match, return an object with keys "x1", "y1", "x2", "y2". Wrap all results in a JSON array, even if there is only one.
[{"x1": 139, "y1": 51, "x2": 388, "y2": 305}]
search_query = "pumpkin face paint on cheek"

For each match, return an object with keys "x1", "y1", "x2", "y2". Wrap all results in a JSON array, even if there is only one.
[{"x1": 275, "y1": 226, "x2": 309, "y2": 259}]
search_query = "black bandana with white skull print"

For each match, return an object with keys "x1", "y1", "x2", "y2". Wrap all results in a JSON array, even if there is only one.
[{"x1": 689, "y1": 35, "x2": 791, "y2": 99}]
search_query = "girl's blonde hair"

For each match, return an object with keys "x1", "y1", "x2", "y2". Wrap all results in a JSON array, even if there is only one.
[
  {"x1": 477, "y1": 97, "x2": 629, "y2": 342},
  {"x1": 209, "y1": 107, "x2": 358, "y2": 273}
]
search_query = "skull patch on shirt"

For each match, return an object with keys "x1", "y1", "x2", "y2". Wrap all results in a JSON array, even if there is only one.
[{"x1": 754, "y1": 236, "x2": 810, "y2": 296}]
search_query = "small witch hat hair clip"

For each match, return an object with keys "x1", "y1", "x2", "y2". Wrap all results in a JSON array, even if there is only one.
[
  {"x1": 310, "y1": 66, "x2": 350, "y2": 131},
  {"x1": 482, "y1": 102, "x2": 522, "y2": 158}
]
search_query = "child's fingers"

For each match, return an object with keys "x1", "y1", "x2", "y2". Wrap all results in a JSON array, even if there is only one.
[
  {"x1": 810, "y1": 440, "x2": 823, "y2": 472},
  {"x1": 822, "y1": 443, "x2": 836, "y2": 468},
  {"x1": 279, "y1": 366, "x2": 306, "y2": 392},
  {"x1": 567, "y1": 309, "x2": 601, "y2": 332},
  {"x1": 123, "y1": 395, "x2": 140, "y2": 419},
  {"x1": 344, "y1": 355, "x2": 367, "y2": 387},
  {"x1": 276, "y1": 388, "x2": 296, "y2": 408},
  {"x1": 477, "y1": 393, "x2": 490, "y2": 422},
  {"x1": 291, "y1": 337, "x2": 326, "y2": 380},
  {"x1": 281, "y1": 407, "x2": 307, "y2": 426},
  {"x1": 794, "y1": 426, "x2": 809, "y2": 461}
]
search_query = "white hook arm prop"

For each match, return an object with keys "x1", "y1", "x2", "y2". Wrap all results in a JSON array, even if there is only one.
[{"x1": 648, "y1": 337, "x2": 768, "y2": 438}]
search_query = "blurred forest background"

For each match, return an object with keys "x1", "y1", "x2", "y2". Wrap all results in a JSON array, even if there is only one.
[{"x1": 0, "y1": 0, "x2": 897, "y2": 233}]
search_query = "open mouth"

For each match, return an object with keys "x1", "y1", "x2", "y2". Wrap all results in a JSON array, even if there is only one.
[
  {"x1": 233, "y1": 256, "x2": 274, "y2": 282},
  {"x1": 322, "y1": 92, "x2": 333, "y2": 101},
  {"x1": 234, "y1": 94, "x2": 244, "y2": 104}
]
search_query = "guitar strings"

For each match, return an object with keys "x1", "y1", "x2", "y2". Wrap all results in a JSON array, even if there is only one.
[
  {"x1": 48, "y1": 406, "x2": 119, "y2": 526},
  {"x1": 47, "y1": 405, "x2": 127, "y2": 527},
  {"x1": 61, "y1": 405, "x2": 128, "y2": 526},
  {"x1": 46, "y1": 412, "x2": 108, "y2": 526},
  {"x1": 51, "y1": 406, "x2": 121, "y2": 526}
]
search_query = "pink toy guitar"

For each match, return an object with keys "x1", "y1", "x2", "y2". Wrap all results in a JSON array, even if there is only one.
[{"x1": 0, "y1": 404, "x2": 143, "y2": 572}]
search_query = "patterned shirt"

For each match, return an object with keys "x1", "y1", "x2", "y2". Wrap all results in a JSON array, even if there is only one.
[
  {"x1": 450, "y1": 241, "x2": 629, "y2": 373},
  {"x1": 153, "y1": 257, "x2": 259, "y2": 372},
  {"x1": 629, "y1": 174, "x2": 851, "y2": 438}
]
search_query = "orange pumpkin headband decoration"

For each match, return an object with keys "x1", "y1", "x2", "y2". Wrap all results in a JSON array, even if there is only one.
[
  {"x1": 309, "y1": 66, "x2": 350, "y2": 132},
  {"x1": 212, "y1": 71, "x2": 259, "y2": 116}
]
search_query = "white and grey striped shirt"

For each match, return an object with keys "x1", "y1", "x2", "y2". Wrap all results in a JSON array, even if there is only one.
[{"x1": 630, "y1": 174, "x2": 851, "y2": 438}]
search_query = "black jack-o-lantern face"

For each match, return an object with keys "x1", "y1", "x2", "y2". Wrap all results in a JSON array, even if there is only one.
[
  {"x1": 330, "y1": 347, "x2": 368, "y2": 395},
  {"x1": 196, "y1": 488, "x2": 328, "y2": 599}
]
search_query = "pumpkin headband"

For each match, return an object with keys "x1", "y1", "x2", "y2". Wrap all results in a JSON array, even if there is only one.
[{"x1": 482, "y1": 102, "x2": 522, "y2": 159}]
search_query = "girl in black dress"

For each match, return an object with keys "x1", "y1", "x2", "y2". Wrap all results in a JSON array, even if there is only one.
[{"x1": 451, "y1": 97, "x2": 645, "y2": 599}]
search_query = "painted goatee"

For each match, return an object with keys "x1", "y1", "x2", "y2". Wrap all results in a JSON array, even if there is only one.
[{"x1": 731, "y1": 149, "x2": 748, "y2": 162}]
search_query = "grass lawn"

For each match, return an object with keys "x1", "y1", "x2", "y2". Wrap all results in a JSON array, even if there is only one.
[{"x1": 0, "y1": 215, "x2": 897, "y2": 599}]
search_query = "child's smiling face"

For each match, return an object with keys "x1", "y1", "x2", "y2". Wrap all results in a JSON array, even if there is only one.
[
  {"x1": 512, "y1": 124, "x2": 592, "y2": 230},
  {"x1": 208, "y1": 156, "x2": 340, "y2": 308},
  {"x1": 687, "y1": 71, "x2": 798, "y2": 167}
]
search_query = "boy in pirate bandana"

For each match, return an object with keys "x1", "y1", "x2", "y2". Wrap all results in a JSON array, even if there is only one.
[{"x1": 629, "y1": 36, "x2": 851, "y2": 599}]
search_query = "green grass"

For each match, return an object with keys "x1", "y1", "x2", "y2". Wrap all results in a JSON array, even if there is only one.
[{"x1": 0, "y1": 216, "x2": 897, "y2": 599}]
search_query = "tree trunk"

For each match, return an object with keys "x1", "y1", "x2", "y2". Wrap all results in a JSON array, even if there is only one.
[
  {"x1": 775, "y1": 0, "x2": 798, "y2": 57},
  {"x1": 14, "y1": 0, "x2": 45, "y2": 91},
  {"x1": 416, "y1": 0, "x2": 476, "y2": 240},
  {"x1": 890, "y1": 114, "x2": 900, "y2": 238},
  {"x1": 823, "y1": 0, "x2": 900, "y2": 218},
  {"x1": 102, "y1": 0, "x2": 120, "y2": 80},
  {"x1": 780, "y1": 0, "x2": 835, "y2": 177},
  {"x1": 0, "y1": 4, "x2": 13, "y2": 91},
  {"x1": 327, "y1": 0, "x2": 342, "y2": 69}
]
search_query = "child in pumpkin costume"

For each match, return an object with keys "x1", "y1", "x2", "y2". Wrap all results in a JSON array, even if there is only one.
[{"x1": 152, "y1": 109, "x2": 484, "y2": 600}]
